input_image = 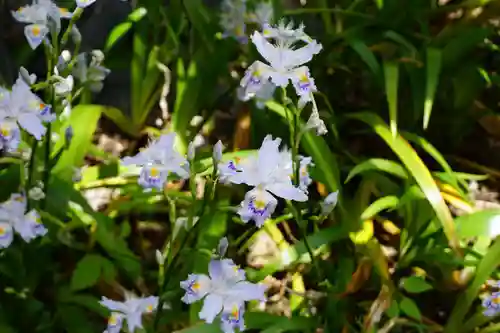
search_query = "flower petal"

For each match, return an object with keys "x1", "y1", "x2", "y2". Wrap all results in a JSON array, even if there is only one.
[
  {"x1": 199, "y1": 294, "x2": 223, "y2": 324},
  {"x1": 266, "y1": 182, "x2": 308, "y2": 201}
]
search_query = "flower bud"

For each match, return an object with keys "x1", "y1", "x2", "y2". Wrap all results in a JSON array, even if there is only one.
[
  {"x1": 71, "y1": 25, "x2": 82, "y2": 44},
  {"x1": 320, "y1": 191, "x2": 339, "y2": 216},
  {"x1": 187, "y1": 141, "x2": 195, "y2": 160},
  {"x1": 213, "y1": 140, "x2": 223, "y2": 165},
  {"x1": 217, "y1": 237, "x2": 228, "y2": 257}
]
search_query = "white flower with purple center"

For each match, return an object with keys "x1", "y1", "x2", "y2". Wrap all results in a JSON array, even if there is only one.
[
  {"x1": 244, "y1": 21, "x2": 322, "y2": 88},
  {"x1": 233, "y1": 135, "x2": 308, "y2": 226},
  {"x1": 0, "y1": 193, "x2": 47, "y2": 248},
  {"x1": 180, "y1": 258, "x2": 266, "y2": 326},
  {"x1": 99, "y1": 294, "x2": 159, "y2": 333},
  {"x1": 483, "y1": 291, "x2": 500, "y2": 317},
  {"x1": 0, "y1": 74, "x2": 55, "y2": 140},
  {"x1": 122, "y1": 133, "x2": 189, "y2": 191},
  {"x1": 237, "y1": 187, "x2": 277, "y2": 227}
]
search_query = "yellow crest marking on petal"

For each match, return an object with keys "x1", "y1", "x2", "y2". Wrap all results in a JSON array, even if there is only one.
[
  {"x1": 254, "y1": 199, "x2": 266, "y2": 210},
  {"x1": 0, "y1": 126, "x2": 10, "y2": 137},
  {"x1": 192, "y1": 281, "x2": 200, "y2": 290},
  {"x1": 494, "y1": 297, "x2": 500, "y2": 304},
  {"x1": 108, "y1": 313, "x2": 119, "y2": 325},
  {"x1": 0, "y1": 226, "x2": 6, "y2": 236},
  {"x1": 32, "y1": 25, "x2": 41, "y2": 37},
  {"x1": 146, "y1": 304, "x2": 154, "y2": 312},
  {"x1": 231, "y1": 305, "x2": 239, "y2": 318},
  {"x1": 150, "y1": 167, "x2": 159, "y2": 177}
]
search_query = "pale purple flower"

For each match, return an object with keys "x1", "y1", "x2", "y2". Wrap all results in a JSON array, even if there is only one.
[
  {"x1": 231, "y1": 135, "x2": 307, "y2": 226},
  {"x1": 220, "y1": 0, "x2": 248, "y2": 43},
  {"x1": 99, "y1": 295, "x2": 159, "y2": 333},
  {"x1": 122, "y1": 133, "x2": 189, "y2": 190},
  {"x1": 12, "y1": 0, "x2": 72, "y2": 49},
  {"x1": 0, "y1": 74, "x2": 54, "y2": 140},
  {"x1": 180, "y1": 259, "x2": 266, "y2": 324},
  {"x1": 0, "y1": 193, "x2": 47, "y2": 248},
  {"x1": 241, "y1": 21, "x2": 323, "y2": 113},
  {"x1": 237, "y1": 187, "x2": 277, "y2": 227},
  {"x1": 483, "y1": 292, "x2": 500, "y2": 317}
]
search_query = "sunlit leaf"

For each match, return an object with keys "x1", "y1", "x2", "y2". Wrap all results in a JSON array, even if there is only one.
[
  {"x1": 346, "y1": 158, "x2": 408, "y2": 183},
  {"x1": 104, "y1": 7, "x2": 147, "y2": 52},
  {"x1": 347, "y1": 112, "x2": 460, "y2": 252},
  {"x1": 383, "y1": 61, "x2": 399, "y2": 137},
  {"x1": 423, "y1": 48, "x2": 442, "y2": 129}
]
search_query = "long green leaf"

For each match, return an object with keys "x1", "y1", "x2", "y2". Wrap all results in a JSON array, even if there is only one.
[
  {"x1": 383, "y1": 61, "x2": 399, "y2": 137},
  {"x1": 345, "y1": 158, "x2": 408, "y2": 183},
  {"x1": 423, "y1": 48, "x2": 442, "y2": 129},
  {"x1": 347, "y1": 112, "x2": 460, "y2": 252},
  {"x1": 52, "y1": 105, "x2": 102, "y2": 180},
  {"x1": 348, "y1": 38, "x2": 381, "y2": 76},
  {"x1": 361, "y1": 196, "x2": 400, "y2": 220},
  {"x1": 131, "y1": 22, "x2": 148, "y2": 125},
  {"x1": 402, "y1": 131, "x2": 468, "y2": 195},
  {"x1": 104, "y1": 7, "x2": 147, "y2": 52}
]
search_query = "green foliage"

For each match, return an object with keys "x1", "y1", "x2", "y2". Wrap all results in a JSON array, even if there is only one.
[{"x1": 2, "y1": 0, "x2": 500, "y2": 332}]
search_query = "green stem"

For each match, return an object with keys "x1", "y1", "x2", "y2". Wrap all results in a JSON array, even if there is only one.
[
  {"x1": 153, "y1": 178, "x2": 214, "y2": 331},
  {"x1": 286, "y1": 201, "x2": 322, "y2": 280}
]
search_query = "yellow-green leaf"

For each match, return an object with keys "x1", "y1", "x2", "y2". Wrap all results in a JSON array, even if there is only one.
[
  {"x1": 423, "y1": 48, "x2": 442, "y2": 129},
  {"x1": 383, "y1": 61, "x2": 399, "y2": 137}
]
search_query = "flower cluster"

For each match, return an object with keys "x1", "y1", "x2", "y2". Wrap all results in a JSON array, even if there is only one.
[
  {"x1": 0, "y1": 193, "x2": 47, "y2": 249},
  {"x1": 219, "y1": 0, "x2": 273, "y2": 43},
  {"x1": 0, "y1": 71, "x2": 55, "y2": 152},
  {"x1": 180, "y1": 239, "x2": 267, "y2": 333},
  {"x1": 122, "y1": 133, "x2": 189, "y2": 191},
  {"x1": 100, "y1": 294, "x2": 159, "y2": 333}
]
